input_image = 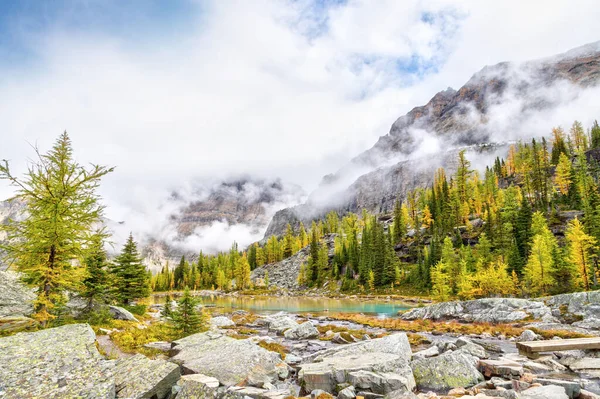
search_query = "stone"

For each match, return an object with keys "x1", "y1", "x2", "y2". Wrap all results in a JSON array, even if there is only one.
[
  {"x1": 411, "y1": 351, "x2": 483, "y2": 392},
  {"x1": 383, "y1": 391, "x2": 418, "y2": 399},
  {"x1": 0, "y1": 315, "x2": 37, "y2": 332},
  {"x1": 175, "y1": 374, "x2": 220, "y2": 399},
  {"x1": 312, "y1": 389, "x2": 329, "y2": 398},
  {"x1": 285, "y1": 354, "x2": 302, "y2": 365},
  {"x1": 569, "y1": 357, "x2": 600, "y2": 371},
  {"x1": 284, "y1": 321, "x2": 319, "y2": 340},
  {"x1": 0, "y1": 270, "x2": 35, "y2": 318},
  {"x1": 332, "y1": 332, "x2": 352, "y2": 344},
  {"x1": 338, "y1": 386, "x2": 356, "y2": 399},
  {"x1": 456, "y1": 342, "x2": 487, "y2": 359},
  {"x1": 170, "y1": 331, "x2": 287, "y2": 387},
  {"x1": 0, "y1": 323, "x2": 114, "y2": 399},
  {"x1": 348, "y1": 370, "x2": 415, "y2": 394},
  {"x1": 516, "y1": 330, "x2": 541, "y2": 342},
  {"x1": 412, "y1": 346, "x2": 439, "y2": 359},
  {"x1": 305, "y1": 333, "x2": 413, "y2": 363},
  {"x1": 109, "y1": 305, "x2": 139, "y2": 322},
  {"x1": 211, "y1": 316, "x2": 236, "y2": 328},
  {"x1": 479, "y1": 388, "x2": 519, "y2": 399},
  {"x1": 520, "y1": 385, "x2": 569, "y2": 399},
  {"x1": 143, "y1": 341, "x2": 172, "y2": 352},
  {"x1": 113, "y1": 353, "x2": 180, "y2": 399},
  {"x1": 580, "y1": 389, "x2": 600, "y2": 399},
  {"x1": 531, "y1": 378, "x2": 580, "y2": 399},
  {"x1": 260, "y1": 314, "x2": 299, "y2": 334},
  {"x1": 478, "y1": 359, "x2": 523, "y2": 378}
]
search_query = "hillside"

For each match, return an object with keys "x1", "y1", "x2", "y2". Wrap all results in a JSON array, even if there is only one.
[{"x1": 265, "y1": 41, "x2": 600, "y2": 237}]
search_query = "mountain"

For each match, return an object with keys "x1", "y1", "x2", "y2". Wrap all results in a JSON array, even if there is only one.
[{"x1": 264, "y1": 41, "x2": 600, "y2": 237}]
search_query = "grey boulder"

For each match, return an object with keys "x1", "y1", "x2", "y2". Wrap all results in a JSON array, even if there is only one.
[
  {"x1": 284, "y1": 321, "x2": 319, "y2": 340},
  {"x1": 410, "y1": 351, "x2": 483, "y2": 391},
  {"x1": 109, "y1": 305, "x2": 139, "y2": 322},
  {"x1": 113, "y1": 353, "x2": 180, "y2": 399},
  {"x1": 521, "y1": 385, "x2": 569, "y2": 399}
]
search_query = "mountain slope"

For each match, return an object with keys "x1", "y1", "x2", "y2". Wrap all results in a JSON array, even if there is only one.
[{"x1": 265, "y1": 41, "x2": 600, "y2": 237}]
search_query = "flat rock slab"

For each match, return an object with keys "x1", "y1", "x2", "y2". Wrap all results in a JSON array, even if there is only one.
[
  {"x1": 411, "y1": 352, "x2": 483, "y2": 392},
  {"x1": 0, "y1": 323, "x2": 114, "y2": 399},
  {"x1": 114, "y1": 353, "x2": 180, "y2": 399},
  {"x1": 478, "y1": 359, "x2": 524, "y2": 378},
  {"x1": 0, "y1": 271, "x2": 35, "y2": 318},
  {"x1": 170, "y1": 331, "x2": 287, "y2": 387},
  {"x1": 299, "y1": 352, "x2": 414, "y2": 393},
  {"x1": 569, "y1": 357, "x2": 600, "y2": 371},
  {"x1": 520, "y1": 385, "x2": 569, "y2": 399},
  {"x1": 305, "y1": 333, "x2": 413, "y2": 363}
]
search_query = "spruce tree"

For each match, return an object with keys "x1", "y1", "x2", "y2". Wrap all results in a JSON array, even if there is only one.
[
  {"x1": 81, "y1": 233, "x2": 111, "y2": 310},
  {"x1": 0, "y1": 132, "x2": 113, "y2": 324},
  {"x1": 112, "y1": 233, "x2": 150, "y2": 305},
  {"x1": 172, "y1": 288, "x2": 206, "y2": 335}
]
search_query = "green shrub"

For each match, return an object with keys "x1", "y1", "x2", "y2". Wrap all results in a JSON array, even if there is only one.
[{"x1": 123, "y1": 304, "x2": 148, "y2": 316}]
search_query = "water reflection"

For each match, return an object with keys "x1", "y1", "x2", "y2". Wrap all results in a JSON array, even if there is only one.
[{"x1": 153, "y1": 294, "x2": 410, "y2": 317}]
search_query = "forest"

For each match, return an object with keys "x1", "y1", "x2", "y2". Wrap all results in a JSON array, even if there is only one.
[
  {"x1": 2, "y1": 120, "x2": 600, "y2": 325},
  {"x1": 153, "y1": 120, "x2": 600, "y2": 301}
]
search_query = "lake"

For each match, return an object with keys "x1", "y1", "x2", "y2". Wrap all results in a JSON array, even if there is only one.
[{"x1": 154, "y1": 294, "x2": 411, "y2": 317}]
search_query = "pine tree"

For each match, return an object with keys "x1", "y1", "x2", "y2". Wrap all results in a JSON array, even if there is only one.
[
  {"x1": 163, "y1": 295, "x2": 173, "y2": 319},
  {"x1": 172, "y1": 288, "x2": 206, "y2": 335},
  {"x1": 235, "y1": 255, "x2": 251, "y2": 289},
  {"x1": 591, "y1": 120, "x2": 600, "y2": 149},
  {"x1": 112, "y1": 233, "x2": 150, "y2": 305},
  {"x1": 81, "y1": 233, "x2": 111, "y2": 310},
  {"x1": 0, "y1": 132, "x2": 113, "y2": 324}
]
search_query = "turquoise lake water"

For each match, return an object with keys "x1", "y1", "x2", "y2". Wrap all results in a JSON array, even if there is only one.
[{"x1": 156, "y1": 294, "x2": 411, "y2": 317}]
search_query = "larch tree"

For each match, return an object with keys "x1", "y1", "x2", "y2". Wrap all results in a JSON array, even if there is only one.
[
  {"x1": 566, "y1": 218, "x2": 596, "y2": 291},
  {"x1": 112, "y1": 233, "x2": 150, "y2": 305},
  {"x1": 554, "y1": 153, "x2": 572, "y2": 196},
  {"x1": 0, "y1": 132, "x2": 113, "y2": 324}
]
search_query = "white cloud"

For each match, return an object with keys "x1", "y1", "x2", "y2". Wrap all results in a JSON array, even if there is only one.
[{"x1": 0, "y1": 0, "x2": 599, "y2": 250}]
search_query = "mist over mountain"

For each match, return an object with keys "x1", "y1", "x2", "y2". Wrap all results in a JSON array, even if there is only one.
[{"x1": 265, "y1": 41, "x2": 600, "y2": 237}]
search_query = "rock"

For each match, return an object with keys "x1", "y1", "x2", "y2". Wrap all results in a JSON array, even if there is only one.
[
  {"x1": 516, "y1": 330, "x2": 541, "y2": 342},
  {"x1": 285, "y1": 354, "x2": 302, "y2": 365},
  {"x1": 211, "y1": 316, "x2": 236, "y2": 328},
  {"x1": 332, "y1": 332, "x2": 352, "y2": 344},
  {"x1": 143, "y1": 341, "x2": 172, "y2": 352},
  {"x1": 456, "y1": 342, "x2": 487, "y2": 359},
  {"x1": 478, "y1": 359, "x2": 523, "y2": 378},
  {"x1": 109, "y1": 305, "x2": 139, "y2": 322},
  {"x1": 383, "y1": 391, "x2": 419, "y2": 399},
  {"x1": 305, "y1": 333, "x2": 413, "y2": 363},
  {"x1": 455, "y1": 337, "x2": 472, "y2": 348},
  {"x1": 520, "y1": 385, "x2": 569, "y2": 399},
  {"x1": 175, "y1": 374, "x2": 220, "y2": 399},
  {"x1": 580, "y1": 389, "x2": 600, "y2": 399},
  {"x1": 113, "y1": 353, "x2": 180, "y2": 399},
  {"x1": 412, "y1": 346, "x2": 439, "y2": 359},
  {"x1": 0, "y1": 323, "x2": 114, "y2": 399},
  {"x1": 284, "y1": 321, "x2": 319, "y2": 340},
  {"x1": 170, "y1": 331, "x2": 287, "y2": 387},
  {"x1": 338, "y1": 386, "x2": 356, "y2": 399},
  {"x1": 0, "y1": 270, "x2": 35, "y2": 318},
  {"x1": 311, "y1": 389, "x2": 328, "y2": 398},
  {"x1": 531, "y1": 378, "x2": 580, "y2": 399},
  {"x1": 348, "y1": 370, "x2": 415, "y2": 395},
  {"x1": 260, "y1": 314, "x2": 298, "y2": 334},
  {"x1": 569, "y1": 357, "x2": 600, "y2": 371},
  {"x1": 356, "y1": 392, "x2": 384, "y2": 399},
  {"x1": 0, "y1": 315, "x2": 37, "y2": 332},
  {"x1": 411, "y1": 351, "x2": 483, "y2": 391}
]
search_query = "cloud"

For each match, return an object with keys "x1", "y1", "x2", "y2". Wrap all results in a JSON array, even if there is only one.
[{"x1": 0, "y1": 0, "x2": 599, "y2": 251}]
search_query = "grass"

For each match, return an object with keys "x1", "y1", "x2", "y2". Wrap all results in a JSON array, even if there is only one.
[
  {"x1": 257, "y1": 340, "x2": 289, "y2": 360},
  {"x1": 324, "y1": 313, "x2": 592, "y2": 339},
  {"x1": 316, "y1": 324, "x2": 384, "y2": 341},
  {"x1": 111, "y1": 322, "x2": 182, "y2": 356}
]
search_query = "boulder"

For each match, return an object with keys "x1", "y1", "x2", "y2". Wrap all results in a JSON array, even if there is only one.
[
  {"x1": 143, "y1": 341, "x2": 172, "y2": 352},
  {"x1": 109, "y1": 305, "x2": 139, "y2": 322},
  {"x1": 175, "y1": 374, "x2": 220, "y2": 399},
  {"x1": 347, "y1": 370, "x2": 415, "y2": 394},
  {"x1": 410, "y1": 351, "x2": 483, "y2": 391},
  {"x1": 299, "y1": 335, "x2": 414, "y2": 394},
  {"x1": 520, "y1": 385, "x2": 569, "y2": 399},
  {"x1": 532, "y1": 378, "x2": 580, "y2": 399},
  {"x1": 569, "y1": 357, "x2": 600, "y2": 371},
  {"x1": 260, "y1": 314, "x2": 298, "y2": 334},
  {"x1": 456, "y1": 342, "x2": 487, "y2": 359},
  {"x1": 338, "y1": 386, "x2": 356, "y2": 399},
  {"x1": 284, "y1": 321, "x2": 319, "y2": 340},
  {"x1": 516, "y1": 330, "x2": 541, "y2": 342},
  {"x1": 211, "y1": 316, "x2": 236, "y2": 328},
  {"x1": 478, "y1": 359, "x2": 523, "y2": 378},
  {"x1": 0, "y1": 315, "x2": 37, "y2": 332},
  {"x1": 0, "y1": 323, "x2": 114, "y2": 399},
  {"x1": 170, "y1": 331, "x2": 287, "y2": 387},
  {"x1": 412, "y1": 345, "x2": 439, "y2": 359},
  {"x1": 0, "y1": 270, "x2": 35, "y2": 318},
  {"x1": 299, "y1": 352, "x2": 414, "y2": 393},
  {"x1": 383, "y1": 391, "x2": 418, "y2": 399},
  {"x1": 113, "y1": 353, "x2": 180, "y2": 399}
]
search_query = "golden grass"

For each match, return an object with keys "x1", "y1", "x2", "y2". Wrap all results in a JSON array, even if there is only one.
[{"x1": 258, "y1": 340, "x2": 289, "y2": 360}]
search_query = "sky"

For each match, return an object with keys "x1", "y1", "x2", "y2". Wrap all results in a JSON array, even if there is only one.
[{"x1": 0, "y1": 0, "x2": 599, "y2": 251}]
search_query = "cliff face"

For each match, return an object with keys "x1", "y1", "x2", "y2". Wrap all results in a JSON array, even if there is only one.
[{"x1": 264, "y1": 41, "x2": 600, "y2": 237}]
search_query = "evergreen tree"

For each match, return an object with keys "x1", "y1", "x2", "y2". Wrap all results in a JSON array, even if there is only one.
[
  {"x1": 112, "y1": 233, "x2": 150, "y2": 305},
  {"x1": 566, "y1": 218, "x2": 597, "y2": 291},
  {"x1": 591, "y1": 120, "x2": 600, "y2": 149},
  {"x1": 172, "y1": 288, "x2": 206, "y2": 335},
  {"x1": 235, "y1": 255, "x2": 251, "y2": 289},
  {"x1": 0, "y1": 132, "x2": 113, "y2": 324},
  {"x1": 81, "y1": 233, "x2": 111, "y2": 310},
  {"x1": 163, "y1": 295, "x2": 173, "y2": 319},
  {"x1": 554, "y1": 153, "x2": 573, "y2": 196}
]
